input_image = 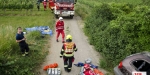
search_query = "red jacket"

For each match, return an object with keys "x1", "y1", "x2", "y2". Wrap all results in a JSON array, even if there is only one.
[
  {"x1": 43, "y1": 1, "x2": 47, "y2": 6},
  {"x1": 49, "y1": 0, "x2": 54, "y2": 7},
  {"x1": 84, "y1": 69, "x2": 96, "y2": 75},
  {"x1": 56, "y1": 20, "x2": 64, "y2": 31}
]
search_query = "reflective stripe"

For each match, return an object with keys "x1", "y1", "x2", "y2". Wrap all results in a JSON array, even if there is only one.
[
  {"x1": 63, "y1": 42, "x2": 75, "y2": 57},
  {"x1": 64, "y1": 65, "x2": 68, "y2": 67},
  {"x1": 68, "y1": 68, "x2": 71, "y2": 69},
  {"x1": 64, "y1": 53, "x2": 74, "y2": 57},
  {"x1": 57, "y1": 26, "x2": 64, "y2": 29},
  {"x1": 65, "y1": 49, "x2": 73, "y2": 53},
  {"x1": 61, "y1": 49, "x2": 64, "y2": 51},
  {"x1": 60, "y1": 54, "x2": 63, "y2": 56},
  {"x1": 74, "y1": 48, "x2": 77, "y2": 50},
  {"x1": 64, "y1": 43, "x2": 74, "y2": 53}
]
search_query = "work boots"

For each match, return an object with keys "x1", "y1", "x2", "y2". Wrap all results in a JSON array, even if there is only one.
[
  {"x1": 56, "y1": 39, "x2": 65, "y2": 43},
  {"x1": 64, "y1": 68, "x2": 71, "y2": 72},
  {"x1": 64, "y1": 67, "x2": 68, "y2": 72},
  {"x1": 56, "y1": 39, "x2": 59, "y2": 42},
  {"x1": 67, "y1": 69, "x2": 71, "y2": 72}
]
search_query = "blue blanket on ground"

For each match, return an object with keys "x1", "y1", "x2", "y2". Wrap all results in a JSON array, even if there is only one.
[{"x1": 25, "y1": 26, "x2": 53, "y2": 36}]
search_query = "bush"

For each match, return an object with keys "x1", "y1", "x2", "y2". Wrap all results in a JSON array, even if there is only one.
[
  {"x1": 75, "y1": 3, "x2": 90, "y2": 19},
  {"x1": 84, "y1": 3, "x2": 150, "y2": 71}
]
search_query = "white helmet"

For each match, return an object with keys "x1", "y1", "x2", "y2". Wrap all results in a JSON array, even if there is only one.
[
  {"x1": 59, "y1": 17, "x2": 63, "y2": 20},
  {"x1": 85, "y1": 58, "x2": 92, "y2": 64}
]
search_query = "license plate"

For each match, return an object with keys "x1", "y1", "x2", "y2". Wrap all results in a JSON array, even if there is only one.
[
  {"x1": 132, "y1": 72, "x2": 146, "y2": 75},
  {"x1": 63, "y1": 8, "x2": 67, "y2": 10},
  {"x1": 62, "y1": 11, "x2": 67, "y2": 14}
]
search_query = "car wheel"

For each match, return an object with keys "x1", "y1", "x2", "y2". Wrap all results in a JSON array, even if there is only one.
[
  {"x1": 55, "y1": 15, "x2": 59, "y2": 19},
  {"x1": 70, "y1": 15, "x2": 73, "y2": 19}
]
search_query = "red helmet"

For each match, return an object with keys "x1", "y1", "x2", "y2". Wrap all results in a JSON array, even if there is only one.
[{"x1": 84, "y1": 64, "x2": 90, "y2": 69}]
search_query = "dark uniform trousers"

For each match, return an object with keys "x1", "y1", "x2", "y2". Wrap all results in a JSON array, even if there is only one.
[
  {"x1": 19, "y1": 42, "x2": 29, "y2": 54},
  {"x1": 63, "y1": 56, "x2": 75, "y2": 72}
]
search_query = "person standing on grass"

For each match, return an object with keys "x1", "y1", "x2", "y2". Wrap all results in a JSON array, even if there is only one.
[
  {"x1": 49, "y1": 0, "x2": 55, "y2": 12},
  {"x1": 43, "y1": 0, "x2": 47, "y2": 11},
  {"x1": 37, "y1": 0, "x2": 40, "y2": 11},
  {"x1": 16, "y1": 27, "x2": 29, "y2": 56},
  {"x1": 56, "y1": 17, "x2": 65, "y2": 43}
]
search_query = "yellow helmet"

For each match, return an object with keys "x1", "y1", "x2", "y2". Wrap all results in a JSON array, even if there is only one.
[{"x1": 66, "y1": 34, "x2": 72, "y2": 40}]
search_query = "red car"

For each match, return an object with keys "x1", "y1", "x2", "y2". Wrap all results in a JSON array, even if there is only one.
[{"x1": 114, "y1": 52, "x2": 150, "y2": 75}]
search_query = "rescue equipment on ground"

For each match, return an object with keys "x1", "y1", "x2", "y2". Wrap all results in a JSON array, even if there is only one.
[
  {"x1": 43, "y1": 63, "x2": 61, "y2": 75},
  {"x1": 74, "y1": 58, "x2": 104, "y2": 75},
  {"x1": 43, "y1": 63, "x2": 58, "y2": 71}
]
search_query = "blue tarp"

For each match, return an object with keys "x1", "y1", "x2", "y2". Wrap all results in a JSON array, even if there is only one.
[
  {"x1": 25, "y1": 26, "x2": 53, "y2": 36},
  {"x1": 74, "y1": 62, "x2": 98, "y2": 69}
]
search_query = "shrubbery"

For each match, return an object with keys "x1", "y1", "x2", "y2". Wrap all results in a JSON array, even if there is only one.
[{"x1": 84, "y1": 3, "x2": 150, "y2": 71}]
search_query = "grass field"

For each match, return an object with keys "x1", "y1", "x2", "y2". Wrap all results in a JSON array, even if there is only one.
[
  {"x1": 0, "y1": 3, "x2": 55, "y2": 75},
  {"x1": 76, "y1": 0, "x2": 145, "y2": 75},
  {"x1": 76, "y1": 0, "x2": 142, "y2": 19},
  {"x1": 94, "y1": 0, "x2": 142, "y2": 3}
]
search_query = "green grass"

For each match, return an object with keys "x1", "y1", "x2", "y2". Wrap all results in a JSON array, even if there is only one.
[
  {"x1": 95, "y1": 0, "x2": 142, "y2": 4},
  {"x1": 76, "y1": 0, "x2": 142, "y2": 20},
  {"x1": 76, "y1": 0, "x2": 144, "y2": 74},
  {"x1": 0, "y1": 4, "x2": 55, "y2": 75}
]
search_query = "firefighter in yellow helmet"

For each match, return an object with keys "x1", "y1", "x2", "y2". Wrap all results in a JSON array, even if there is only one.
[{"x1": 60, "y1": 34, "x2": 77, "y2": 72}]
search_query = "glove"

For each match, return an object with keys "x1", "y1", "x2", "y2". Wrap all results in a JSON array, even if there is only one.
[
  {"x1": 60, "y1": 56, "x2": 62, "y2": 58},
  {"x1": 74, "y1": 49, "x2": 78, "y2": 52}
]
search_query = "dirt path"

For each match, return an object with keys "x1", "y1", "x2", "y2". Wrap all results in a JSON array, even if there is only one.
[{"x1": 39, "y1": 16, "x2": 107, "y2": 75}]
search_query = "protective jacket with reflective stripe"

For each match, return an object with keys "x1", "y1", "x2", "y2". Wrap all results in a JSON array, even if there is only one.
[
  {"x1": 60, "y1": 42, "x2": 77, "y2": 57},
  {"x1": 56, "y1": 21, "x2": 64, "y2": 30}
]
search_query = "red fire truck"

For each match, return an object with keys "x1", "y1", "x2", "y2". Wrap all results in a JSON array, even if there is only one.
[{"x1": 49, "y1": 0, "x2": 77, "y2": 19}]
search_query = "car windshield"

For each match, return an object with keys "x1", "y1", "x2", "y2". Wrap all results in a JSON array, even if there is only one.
[
  {"x1": 56, "y1": 0, "x2": 74, "y2": 3},
  {"x1": 132, "y1": 60, "x2": 150, "y2": 75}
]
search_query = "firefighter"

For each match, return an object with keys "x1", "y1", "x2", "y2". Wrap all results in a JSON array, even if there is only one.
[
  {"x1": 56, "y1": 17, "x2": 65, "y2": 43},
  {"x1": 43, "y1": 0, "x2": 47, "y2": 11},
  {"x1": 49, "y1": 0, "x2": 54, "y2": 12},
  {"x1": 60, "y1": 35, "x2": 77, "y2": 72}
]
